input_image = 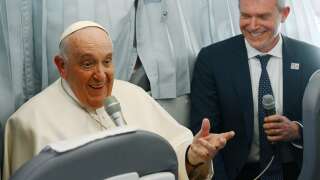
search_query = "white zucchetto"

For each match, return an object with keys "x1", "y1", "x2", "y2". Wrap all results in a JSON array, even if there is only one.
[{"x1": 59, "y1": 21, "x2": 109, "y2": 45}]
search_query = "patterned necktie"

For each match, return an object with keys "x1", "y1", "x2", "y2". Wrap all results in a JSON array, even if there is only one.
[{"x1": 257, "y1": 55, "x2": 283, "y2": 180}]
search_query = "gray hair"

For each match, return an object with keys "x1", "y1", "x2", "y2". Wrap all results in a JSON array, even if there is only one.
[
  {"x1": 59, "y1": 38, "x2": 69, "y2": 61},
  {"x1": 238, "y1": 0, "x2": 288, "y2": 10},
  {"x1": 276, "y1": 0, "x2": 287, "y2": 9}
]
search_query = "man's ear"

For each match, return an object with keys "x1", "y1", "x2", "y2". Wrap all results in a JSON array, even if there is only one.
[
  {"x1": 54, "y1": 55, "x2": 67, "y2": 79},
  {"x1": 280, "y1": 7, "x2": 290, "y2": 22}
]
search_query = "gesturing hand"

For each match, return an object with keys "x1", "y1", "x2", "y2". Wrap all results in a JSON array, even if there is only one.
[{"x1": 187, "y1": 118, "x2": 235, "y2": 166}]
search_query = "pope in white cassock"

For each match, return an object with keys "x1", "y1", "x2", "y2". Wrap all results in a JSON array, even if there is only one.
[{"x1": 2, "y1": 21, "x2": 235, "y2": 180}]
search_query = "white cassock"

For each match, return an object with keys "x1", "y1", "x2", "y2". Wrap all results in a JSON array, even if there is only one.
[{"x1": 3, "y1": 78, "x2": 195, "y2": 180}]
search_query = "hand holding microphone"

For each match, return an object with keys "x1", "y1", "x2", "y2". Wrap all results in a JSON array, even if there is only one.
[{"x1": 262, "y1": 95, "x2": 301, "y2": 143}]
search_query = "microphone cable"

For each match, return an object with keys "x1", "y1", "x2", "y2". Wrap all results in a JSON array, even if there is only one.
[
  {"x1": 253, "y1": 155, "x2": 275, "y2": 180},
  {"x1": 253, "y1": 94, "x2": 277, "y2": 180}
]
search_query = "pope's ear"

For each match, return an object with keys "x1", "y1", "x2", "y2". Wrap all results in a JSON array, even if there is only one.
[{"x1": 54, "y1": 55, "x2": 67, "y2": 79}]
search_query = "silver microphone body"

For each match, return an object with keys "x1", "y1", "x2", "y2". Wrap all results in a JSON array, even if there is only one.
[
  {"x1": 262, "y1": 94, "x2": 276, "y2": 116},
  {"x1": 104, "y1": 96, "x2": 127, "y2": 127},
  {"x1": 262, "y1": 94, "x2": 277, "y2": 148},
  {"x1": 109, "y1": 111, "x2": 127, "y2": 127}
]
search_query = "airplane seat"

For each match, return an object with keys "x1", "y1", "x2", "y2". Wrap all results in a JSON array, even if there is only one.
[
  {"x1": 10, "y1": 128, "x2": 178, "y2": 180},
  {"x1": 298, "y1": 69, "x2": 320, "y2": 180}
]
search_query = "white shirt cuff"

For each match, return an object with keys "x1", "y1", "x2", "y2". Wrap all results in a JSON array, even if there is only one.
[{"x1": 291, "y1": 121, "x2": 303, "y2": 149}]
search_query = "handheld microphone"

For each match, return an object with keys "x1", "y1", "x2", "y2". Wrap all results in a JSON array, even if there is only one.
[
  {"x1": 104, "y1": 96, "x2": 127, "y2": 127},
  {"x1": 253, "y1": 94, "x2": 277, "y2": 180},
  {"x1": 262, "y1": 94, "x2": 276, "y2": 116},
  {"x1": 262, "y1": 94, "x2": 277, "y2": 148}
]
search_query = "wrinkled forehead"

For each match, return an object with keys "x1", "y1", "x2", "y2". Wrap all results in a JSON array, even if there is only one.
[{"x1": 59, "y1": 21, "x2": 110, "y2": 47}]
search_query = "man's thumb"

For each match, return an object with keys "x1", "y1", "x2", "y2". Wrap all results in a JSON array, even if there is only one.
[{"x1": 197, "y1": 118, "x2": 210, "y2": 138}]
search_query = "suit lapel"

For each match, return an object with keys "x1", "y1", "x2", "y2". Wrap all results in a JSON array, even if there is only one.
[
  {"x1": 282, "y1": 36, "x2": 303, "y2": 117},
  {"x1": 231, "y1": 36, "x2": 254, "y2": 143}
]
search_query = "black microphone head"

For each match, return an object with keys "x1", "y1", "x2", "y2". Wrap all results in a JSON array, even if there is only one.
[
  {"x1": 262, "y1": 94, "x2": 275, "y2": 110},
  {"x1": 104, "y1": 96, "x2": 121, "y2": 116}
]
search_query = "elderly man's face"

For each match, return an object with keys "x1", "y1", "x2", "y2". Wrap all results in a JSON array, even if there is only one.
[
  {"x1": 239, "y1": 0, "x2": 289, "y2": 52},
  {"x1": 57, "y1": 27, "x2": 114, "y2": 110}
]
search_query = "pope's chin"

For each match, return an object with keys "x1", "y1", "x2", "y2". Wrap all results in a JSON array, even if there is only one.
[
  {"x1": 84, "y1": 90, "x2": 108, "y2": 109},
  {"x1": 84, "y1": 97, "x2": 106, "y2": 110}
]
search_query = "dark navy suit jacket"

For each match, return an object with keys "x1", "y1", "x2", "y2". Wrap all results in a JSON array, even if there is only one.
[{"x1": 190, "y1": 34, "x2": 320, "y2": 180}]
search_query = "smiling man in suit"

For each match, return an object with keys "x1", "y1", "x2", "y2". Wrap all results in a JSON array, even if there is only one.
[{"x1": 190, "y1": 0, "x2": 320, "y2": 179}]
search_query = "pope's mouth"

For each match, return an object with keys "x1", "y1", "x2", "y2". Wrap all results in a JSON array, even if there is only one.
[{"x1": 89, "y1": 84, "x2": 105, "y2": 89}]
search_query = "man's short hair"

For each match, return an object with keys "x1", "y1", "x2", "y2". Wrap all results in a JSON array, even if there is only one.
[
  {"x1": 277, "y1": 0, "x2": 287, "y2": 9},
  {"x1": 238, "y1": 0, "x2": 288, "y2": 10}
]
